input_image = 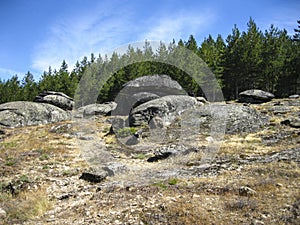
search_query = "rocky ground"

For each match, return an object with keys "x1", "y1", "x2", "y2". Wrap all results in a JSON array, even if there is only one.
[{"x1": 0, "y1": 98, "x2": 299, "y2": 225}]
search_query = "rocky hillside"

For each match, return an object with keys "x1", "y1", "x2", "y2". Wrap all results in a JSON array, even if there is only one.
[{"x1": 0, "y1": 96, "x2": 299, "y2": 224}]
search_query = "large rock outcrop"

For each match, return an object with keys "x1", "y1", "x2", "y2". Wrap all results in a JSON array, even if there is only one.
[
  {"x1": 180, "y1": 104, "x2": 269, "y2": 134},
  {"x1": 114, "y1": 75, "x2": 186, "y2": 115},
  {"x1": 34, "y1": 91, "x2": 74, "y2": 110},
  {"x1": 123, "y1": 74, "x2": 185, "y2": 94},
  {"x1": 129, "y1": 95, "x2": 201, "y2": 127},
  {"x1": 238, "y1": 89, "x2": 274, "y2": 103},
  {"x1": 0, "y1": 101, "x2": 71, "y2": 128}
]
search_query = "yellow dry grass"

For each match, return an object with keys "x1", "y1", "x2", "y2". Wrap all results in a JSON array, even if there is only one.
[
  {"x1": 1, "y1": 187, "x2": 54, "y2": 224},
  {"x1": 0, "y1": 99, "x2": 299, "y2": 224}
]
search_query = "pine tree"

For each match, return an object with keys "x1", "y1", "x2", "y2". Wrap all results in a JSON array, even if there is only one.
[
  {"x1": 0, "y1": 79, "x2": 4, "y2": 103},
  {"x1": 223, "y1": 24, "x2": 242, "y2": 99},
  {"x1": 21, "y1": 71, "x2": 38, "y2": 101},
  {"x1": 293, "y1": 20, "x2": 300, "y2": 41},
  {"x1": 3, "y1": 75, "x2": 21, "y2": 102},
  {"x1": 90, "y1": 53, "x2": 95, "y2": 63},
  {"x1": 199, "y1": 34, "x2": 225, "y2": 82},
  {"x1": 261, "y1": 25, "x2": 288, "y2": 93},
  {"x1": 185, "y1": 35, "x2": 198, "y2": 53},
  {"x1": 293, "y1": 20, "x2": 300, "y2": 94},
  {"x1": 240, "y1": 18, "x2": 263, "y2": 90}
]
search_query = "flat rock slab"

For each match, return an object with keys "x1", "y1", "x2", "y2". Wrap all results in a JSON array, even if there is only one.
[
  {"x1": 289, "y1": 94, "x2": 299, "y2": 99},
  {"x1": 239, "y1": 89, "x2": 274, "y2": 103},
  {"x1": 34, "y1": 91, "x2": 74, "y2": 110},
  {"x1": 123, "y1": 74, "x2": 185, "y2": 93}
]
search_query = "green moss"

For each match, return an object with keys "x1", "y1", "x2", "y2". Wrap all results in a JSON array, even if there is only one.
[
  {"x1": 19, "y1": 174, "x2": 30, "y2": 183},
  {"x1": 42, "y1": 165, "x2": 49, "y2": 170},
  {"x1": 39, "y1": 153, "x2": 50, "y2": 161},
  {"x1": 132, "y1": 153, "x2": 149, "y2": 159},
  {"x1": 116, "y1": 127, "x2": 138, "y2": 138},
  {"x1": 168, "y1": 178, "x2": 178, "y2": 185}
]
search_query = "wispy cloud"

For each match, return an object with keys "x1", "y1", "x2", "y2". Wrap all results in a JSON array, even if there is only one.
[
  {"x1": 31, "y1": 2, "x2": 216, "y2": 74},
  {"x1": 31, "y1": 3, "x2": 133, "y2": 73},
  {"x1": 140, "y1": 10, "x2": 216, "y2": 42}
]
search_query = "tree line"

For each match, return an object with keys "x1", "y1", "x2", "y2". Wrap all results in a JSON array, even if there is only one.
[{"x1": 0, "y1": 18, "x2": 299, "y2": 104}]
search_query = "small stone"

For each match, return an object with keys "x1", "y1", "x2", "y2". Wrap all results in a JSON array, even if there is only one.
[
  {"x1": 273, "y1": 101, "x2": 282, "y2": 106},
  {"x1": 192, "y1": 194, "x2": 201, "y2": 198},
  {"x1": 281, "y1": 118, "x2": 300, "y2": 128},
  {"x1": 58, "y1": 193, "x2": 73, "y2": 200},
  {"x1": 276, "y1": 183, "x2": 283, "y2": 187},
  {"x1": 239, "y1": 153, "x2": 250, "y2": 159},
  {"x1": 289, "y1": 94, "x2": 299, "y2": 99},
  {"x1": 49, "y1": 123, "x2": 72, "y2": 133},
  {"x1": 114, "y1": 220, "x2": 122, "y2": 225},
  {"x1": 260, "y1": 213, "x2": 268, "y2": 219},
  {"x1": 196, "y1": 96, "x2": 208, "y2": 104},
  {"x1": 79, "y1": 169, "x2": 108, "y2": 183},
  {"x1": 102, "y1": 162, "x2": 127, "y2": 176},
  {"x1": 125, "y1": 135, "x2": 139, "y2": 145},
  {"x1": 186, "y1": 161, "x2": 200, "y2": 166},
  {"x1": 290, "y1": 118, "x2": 300, "y2": 128},
  {"x1": 166, "y1": 197, "x2": 177, "y2": 202},
  {"x1": 79, "y1": 136, "x2": 94, "y2": 140},
  {"x1": 253, "y1": 219, "x2": 265, "y2": 225},
  {"x1": 0, "y1": 207, "x2": 7, "y2": 219},
  {"x1": 239, "y1": 186, "x2": 257, "y2": 196}
]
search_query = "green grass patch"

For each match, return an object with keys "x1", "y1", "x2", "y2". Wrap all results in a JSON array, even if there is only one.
[
  {"x1": 132, "y1": 153, "x2": 149, "y2": 160},
  {"x1": 116, "y1": 127, "x2": 138, "y2": 138},
  {"x1": 18, "y1": 174, "x2": 30, "y2": 183},
  {"x1": 5, "y1": 157, "x2": 17, "y2": 166},
  {"x1": 152, "y1": 181, "x2": 168, "y2": 190},
  {"x1": 0, "y1": 141, "x2": 18, "y2": 149},
  {"x1": 39, "y1": 153, "x2": 50, "y2": 161},
  {"x1": 168, "y1": 178, "x2": 178, "y2": 185}
]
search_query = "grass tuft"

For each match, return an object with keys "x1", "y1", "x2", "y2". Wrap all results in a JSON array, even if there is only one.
[{"x1": 1, "y1": 188, "x2": 53, "y2": 224}]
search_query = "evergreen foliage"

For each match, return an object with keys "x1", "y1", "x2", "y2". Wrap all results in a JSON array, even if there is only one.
[{"x1": 0, "y1": 18, "x2": 299, "y2": 104}]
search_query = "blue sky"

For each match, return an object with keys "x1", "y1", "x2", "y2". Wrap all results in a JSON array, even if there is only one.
[{"x1": 0, "y1": 0, "x2": 299, "y2": 81}]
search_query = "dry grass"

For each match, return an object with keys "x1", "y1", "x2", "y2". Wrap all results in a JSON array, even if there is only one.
[
  {"x1": 0, "y1": 99, "x2": 299, "y2": 224},
  {"x1": 0, "y1": 122, "x2": 80, "y2": 224},
  {"x1": 1, "y1": 188, "x2": 54, "y2": 224}
]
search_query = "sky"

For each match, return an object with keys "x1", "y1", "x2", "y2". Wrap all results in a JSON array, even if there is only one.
[{"x1": 0, "y1": 0, "x2": 299, "y2": 81}]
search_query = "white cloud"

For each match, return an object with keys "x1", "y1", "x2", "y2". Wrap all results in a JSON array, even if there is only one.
[
  {"x1": 140, "y1": 10, "x2": 216, "y2": 42},
  {"x1": 31, "y1": 3, "x2": 133, "y2": 73},
  {"x1": 31, "y1": 3, "x2": 216, "y2": 74}
]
